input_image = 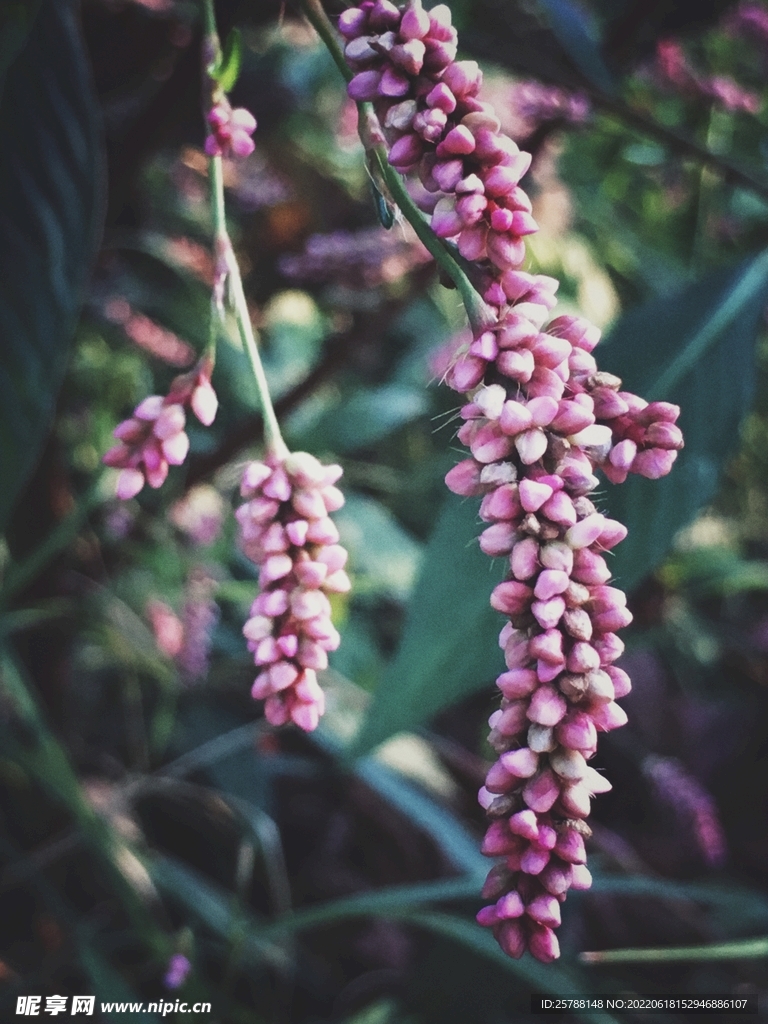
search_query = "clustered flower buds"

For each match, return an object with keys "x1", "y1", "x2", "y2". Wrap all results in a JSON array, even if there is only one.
[
  {"x1": 237, "y1": 452, "x2": 350, "y2": 732},
  {"x1": 342, "y1": 0, "x2": 683, "y2": 962},
  {"x1": 205, "y1": 101, "x2": 257, "y2": 158},
  {"x1": 104, "y1": 361, "x2": 218, "y2": 499}
]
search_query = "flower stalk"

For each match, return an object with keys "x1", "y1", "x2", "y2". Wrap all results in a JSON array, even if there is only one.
[
  {"x1": 316, "y1": 0, "x2": 684, "y2": 962},
  {"x1": 202, "y1": 0, "x2": 287, "y2": 460},
  {"x1": 299, "y1": 0, "x2": 496, "y2": 336}
]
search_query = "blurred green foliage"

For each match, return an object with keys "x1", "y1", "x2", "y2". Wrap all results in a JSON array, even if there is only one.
[{"x1": 1, "y1": 0, "x2": 768, "y2": 1020}]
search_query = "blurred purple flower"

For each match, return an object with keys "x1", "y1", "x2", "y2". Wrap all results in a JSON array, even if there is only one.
[
  {"x1": 163, "y1": 953, "x2": 191, "y2": 990},
  {"x1": 643, "y1": 754, "x2": 727, "y2": 868},
  {"x1": 279, "y1": 227, "x2": 431, "y2": 290}
]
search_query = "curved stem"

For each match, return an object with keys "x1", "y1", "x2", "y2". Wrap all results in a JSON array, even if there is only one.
[
  {"x1": 203, "y1": 0, "x2": 288, "y2": 459},
  {"x1": 299, "y1": 0, "x2": 496, "y2": 337}
]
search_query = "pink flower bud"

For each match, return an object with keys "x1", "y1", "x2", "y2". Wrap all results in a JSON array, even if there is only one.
[
  {"x1": 515, "y1": 428, "x2": 548, "y2": 465},
  {"x1": 527, "y1": 683, "x2": 567, "y2": 726},
  {"x1": 445, "y1": 459, "x2": 483, "y2": 496},
  {"x1": 635, "y1": 401, "x2": 680, "y2": 426},
  {"x1": 526, "y1": 893, "x2": 561, "y2": 927},
  {"x1": 498, "y1": 400, "x2": 533, "y2": 436},
  {"x1": 594, "y1": 632, "x2": 624, "y2": 664},
  {"x1": 528, "y1": 629, "x2": 563, "y2": 664},
  {"x1": 554, "y1": 828, "x2": 586, "y2": 864},
  {"x1": 556, "y1": 711, "x2": 597, "y2": 751},
  {"x1": 476, "y1": 905, "x2": 499, "y2": 927},
  {"x1": 497, "y1": 920, "x2": 526, "y2": 959},
  {"x1": 631, "y1": 448, "x2": 678, "y2": 478},
  {"x1": 508, "y1": 809, "x2": 539, "y2": 840},
  {"x1": 531, "y1": 596, "x2": 565, "y2": 629},
  {"x1": 490, "y1": 580, "x2": 533, "y2": 615},
  {"x1": 519, "y1": 479, "x2": 553, "y2": 512},
  {"x1": 497, "y1": 347, "x2": 535, "y2": 382},
  {"x1": 571, "y1": 863, "x2": 592, "y2": 890},
  {"x1": 500, "y1": 746, "x2": 539, "y2": 778},
  {"x1": 511, "y1": 537, "x2": 539, "y2": 579},
  {"x1": 338, "y1": 7, "x2": 368, "y2": 38},
  {"x1": 590, "y1": 700, "x2": 628, "y2": 732},
  {"x1": 534, "y1": 569, "x2": 570, "y2": 601},
  {"x1": 348, "y1": 70, "x2": 383, "y2": 100},
  {"x1": 520, "y1": 844, "x2": 550, "y2": 875},
  {"x1": 426, "y1": 81, "x2": 456, "y2": 111},
  {"x1": 485, "y1": 760, "x2": 517, "y2": 793},
  {"x1": 480, "y1": 522, "x2": 517, "y2": 556},
  {"x1": 496, "y1": 667, "x2": 538, "y2": 699},
  {"x1": 565, "y1": 513, "x2": 606, "y2": 549},
  {"x1": 116, "y1": 468, "x2": 145, "y2": 500},
  {"x1": 540, "y1": 860, "x2": 573, "y2": 895},
  {"x1": 609, "y1": 438, "x2": 637, "y2": 471},
  {"x1": 496, "y1": 890, "x2": 525, "y2": 918},
  {"x1": 523, "y1": 767, "x2": 560, "y2": 813},
  {"x1": 446, "y1": 354, "x2": 486, "y2": 391},
  {"x1": 606, "y1": 665, "x2": 631, "y2": 698}
]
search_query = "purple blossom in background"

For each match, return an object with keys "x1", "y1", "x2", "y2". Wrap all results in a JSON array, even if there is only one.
[
  {"x1": 726, "y1": 2, "x2": 768, "y2": 45},
  {"x1": 279, "y1": 226, "x2": 431, "y2": 289},
  {"x1": 163, "y1": 954, "x2": 191, "y2": 990},
  {"x1": 643, "y1": 755, "x2": 727, "y2": 868},
  {"x1": 654, "y1": 39, "x2": 761, "y2": 114},
  {"x1": 179, "y1": 570, "x2": 220, "y2": 683},
  {"x1": 509, "y1": 81, "x2": 590, "y2": 136}
]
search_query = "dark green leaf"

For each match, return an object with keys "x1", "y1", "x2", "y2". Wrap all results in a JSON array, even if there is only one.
[
  {"x1": 538, "y1": 0, "x2": 617, "y2": 96},
  {"x1": 335, "y1": 493, "x2": 423, "y2": 600},
  {"x1": 0, "y1": 0, "x2": 103, "y2": 530},
  {"x1": 401, "y1": 912, "x2": 622, "y2": 1024},
  {"x1": 287, "y1": 384, "x2": 428, "y2": 454},
  {"x1": 601, "y1": 251, "x2": 768, "y2": 591},
  {"x1": 350, "y1": 495, "x2": 504, "y2": 754},
  {"x1": 0, "y1": 0, "x2": 41, "y2": 93}
]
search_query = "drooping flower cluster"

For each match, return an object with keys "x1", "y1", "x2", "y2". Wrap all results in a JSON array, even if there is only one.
[
  {"x1": 237, "y1": 452, "x2": 350, "y2": 732},
  {"x1": 205, "y1": 101, "x2": 257, "y2": 159},
  {"x1": 103, "y1": 361, "x2": 218, "y2": 499},
  {"x1": 341, "y1": 0, "x2": 683, "y2": 962}
]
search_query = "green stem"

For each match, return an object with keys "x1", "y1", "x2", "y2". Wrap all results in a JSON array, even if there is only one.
[
  {"x1": 580, "y1": 936, "x2": 768, "y2": 964},
  {"x1": 0, "y1": 646, "x2": 172, "y2": 962},
  {"x1": 299, "y1": 0, "x2": 496, "y2": 337},
  {"x1": 203, "y1": 0, "x2": 288, "y2": 459}
]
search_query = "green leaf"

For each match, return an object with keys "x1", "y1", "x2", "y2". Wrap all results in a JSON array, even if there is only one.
[
  {"x1": 601, "y1": 252, "x2": 768, "y2": 591},
  {"x1": 400, "y1": 912, "x2": 622, "y2": 1024},
  {"x1": 538, "y1": 0, "x2": 617, "y2": 96},
  {"x1": 350, "y1": 495, "x2": 504, "y2": 754},
  {"x1": 0, "y1": 0, "x2": 103, "y2": 531},
  {"x1": 335, "y1": 493, "x2": 423, "y2": 601},
  {"x1": 287, "y1": 384, "x2": 428, "y2": 454},
  {"x1": 212, "y1": 27, "x2": 243, "y2": 93}
]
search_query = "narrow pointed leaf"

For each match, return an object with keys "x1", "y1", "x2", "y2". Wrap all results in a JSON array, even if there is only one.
[
  {"x1": 350, "y1": 495, "x2": 504, "y2": 754},
  {"x1": 601, "y1": 251, "x2": 768, "y2": 591},
  {"x1": 0, "y1": 0, "x2": 104, "y2": 530}
]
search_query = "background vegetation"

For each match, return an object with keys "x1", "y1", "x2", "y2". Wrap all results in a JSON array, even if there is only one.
[{"x1": 2, "y1": 0, "x2": 768, "y2": 1020}]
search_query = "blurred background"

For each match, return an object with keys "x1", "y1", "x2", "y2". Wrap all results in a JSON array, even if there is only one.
[{"x1": 2, "y1": 0, "x2": 768, "y2": 1020}]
